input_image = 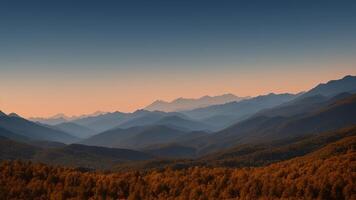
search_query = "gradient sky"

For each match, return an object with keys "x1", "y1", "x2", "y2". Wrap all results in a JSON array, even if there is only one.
[{"x1": 1, "y1": 0, "x2": 356, "y2": 118}]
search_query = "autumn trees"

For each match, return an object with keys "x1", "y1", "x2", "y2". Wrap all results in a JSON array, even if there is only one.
[{"x1": 0, "y1": 147, "x2": 354, "y2": 200}]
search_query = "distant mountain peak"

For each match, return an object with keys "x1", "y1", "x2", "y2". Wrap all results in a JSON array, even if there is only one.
[
  {"x1": 0, "y1": 111, "x2": 6, "y2": 117},
  {"x1": 200, "y1": 95, "x2": 211, "y2": 99},
  {"x1": 342, "y1": 75, "x2": 354, "y2": 79},
  {"x1": 8, "y1": 113, "x2": 21, "y2": 118},
  {"x1": 51, "y1": 113, "x2": 68, "y2": 119},
  {"x1": 152, "y1": 100, "x2": 167, "y2": 104},
  {"x1": 133, "y1": 109, "x2": 151, "y2": 114}
]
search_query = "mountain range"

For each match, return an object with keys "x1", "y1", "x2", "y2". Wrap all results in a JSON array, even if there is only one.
[{"x1": 0, "y1": 75, "x2": 355, "y2": 170}]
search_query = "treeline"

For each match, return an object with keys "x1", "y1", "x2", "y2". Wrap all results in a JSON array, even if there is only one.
[{"x1": 0, "y1": 147, "x2": 354, "y2": 199}]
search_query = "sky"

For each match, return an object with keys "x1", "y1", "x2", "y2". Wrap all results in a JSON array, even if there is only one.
[{"x1": 0, "y1": 0, "x2": 356, "y2": 118}]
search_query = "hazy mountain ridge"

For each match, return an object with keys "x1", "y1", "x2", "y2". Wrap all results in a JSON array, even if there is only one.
[
  {"x1": 145, "y1": 94, "x2": 248, "y2": 112},
  {"x1": 115, "y1": 111, "x2": 186, "y2": 129},
  {"x1": 53, "y1": 122, "x2": 97, "y2": 139},
  {"x1": 29, "y1": 111, "x2": 108, "y2": 125},
  {"x1": 152, "y1": 115, "x2": 212, "y2": 131},
  {"x1": 182, "y1": 93, "x2": 298, "y2": 129},
  {"x1": 116, "y1": 112, "x2": 212, "y2": 131},
  {"x1": 81, "y1": 125, "x2": 205, "y2": 149},
  {"x1": 70, "y1": 110, "x2": 204, "y2": 133},
  {"x1": 0, "y1": 114, "x2": 78, "y2": 144}
]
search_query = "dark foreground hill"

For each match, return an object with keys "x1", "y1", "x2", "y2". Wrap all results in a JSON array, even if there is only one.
[
  {"x1": 0, "y1": 137, "x2": 154, "y2": 169},
  {"x1": 0, "y1": 132, "x2": 354, "y2": 200},
  {"x1": 33, "y1": 144, "x2": 154, "y2": 169}
]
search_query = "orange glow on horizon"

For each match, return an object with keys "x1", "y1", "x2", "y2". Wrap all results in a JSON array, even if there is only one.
[{"x1": 1, "y1": 62, "x2": 355, "y2": 118}]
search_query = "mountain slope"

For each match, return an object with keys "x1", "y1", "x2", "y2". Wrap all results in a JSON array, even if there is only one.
[
  {"x1": 0, "y1": 136, "x2": 40, "y2": 160},
  {"x1": 0, "y1": 127, "x2": 29, "y2": 142},
  {"x1": 145, "y1": 94, "x2": 246, "y2": 112},
  {"x1": 116, "y1": 111, "x2": 180, "y2": 129},
  {"x1": 118, "y1": 125, "x2": 188, "y2": 149},
  {"x1": 144, "y1": 144, "x2": 197, "y2": 158},
  {"x1": 0, "y1": 115, "x2": 78, "y2": 143},
  {"x1": 153, "y1": 115, "x2": 212, "y2": 131},
  {"x1": 183, "y1": 93, "x2": 356, "y2": 155},
  {"x1": 72, "y1": 111, "x2": 130, "y2": 132},
  {"x1": 116, "y1": 125, "x2": 356, "y2": 171},
  {"x1": 72, "y1": 110, "x2": 188, "y2": 132},
  {"x1": 118, "y1": 113, "x2": 211, "y2": 131},
  {"x1": 54, "y1": 122, "x2": 97, "y2": 139},
  {"x1": 81, "y1": 125, "x2": 193, "y2": 149},
  {"x1": 201, "y1": 125, "x2": 356, "y2": 167}
]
